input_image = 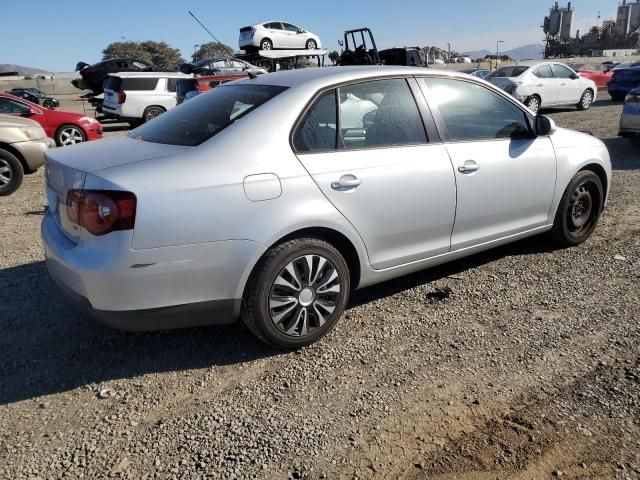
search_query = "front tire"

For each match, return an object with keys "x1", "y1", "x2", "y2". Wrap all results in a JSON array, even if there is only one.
[
  {"x1": 525, "y1": 95, "x2": 541, "y2": 114},
  {"x1": 142, "y1": 105, "x2": 166, "y2": 123},
  {"x1": 577, "y1": 90, "x2": 594, "y2": 110},
  {"x1": 242, "y1": 238, "x2": 350, "y2": 349},
  {"x1": 56, "y1": 124, "x2": 86, "y2": 147},
  {"x1": 43, "y1": 99, "x2": 56, "y2": 109},
  {"x1": 0, "y1": 149, "x2": 24, "y2": 196},
  {"x1": 550, "y1": 171, "x2": 604, "y2": 247}
]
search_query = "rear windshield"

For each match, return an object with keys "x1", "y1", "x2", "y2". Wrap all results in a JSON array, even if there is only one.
[
  {"x1": 129, "y1": 84, "x2": 287, "y2": 147},
  {"x1": 104, "y1": 76, "x2": 159, "y2": 91},
  {"x1": 487, "y1": 66, "x2": 530, "y2": 78}
]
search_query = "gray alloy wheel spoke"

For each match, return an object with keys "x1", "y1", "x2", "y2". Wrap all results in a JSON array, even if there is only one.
[
  {"x1": 0, "y1": 161, "x2": 11, "y2": 185},
  {"x1": 269, "y1": 254, "x2": 341, "y2": 337},
  {"x1": 61, "y1": 128, "x2": 82, "y2": 145}
]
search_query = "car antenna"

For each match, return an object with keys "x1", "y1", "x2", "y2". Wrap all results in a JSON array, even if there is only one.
[{"x1": 187, "y1": 10, "x2": 223, "y2": 43}]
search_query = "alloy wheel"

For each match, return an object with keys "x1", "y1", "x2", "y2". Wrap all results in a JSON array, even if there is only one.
[
  {"x1": 59, "y1": 127, "x2": 84, "y2": 146},
  {"x1": 582, "y1": 91, "x2": 593, "y2": 109},
  {"x1": 527, "y1": 97, "x2": 540, "y2": 114},
  {"x1": 0, "y1": 159, "x2": 13, "y2": 186},
  {"x1": 145, "y1": 107, "x2": 164, "y2": 121},
  {"x1": 269, "y1": 255, "x2": 341, "y2": 337},
  {"x1": 261, "y1": 41, "x2": 272, "y2": 50}
]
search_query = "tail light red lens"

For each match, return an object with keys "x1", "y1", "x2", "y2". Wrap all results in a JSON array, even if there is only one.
[
  {"x1": 66, "y1": 190, "x2": 136, "y2": 236},
  {"x1": 117, "y1": 90, "x2": 126, "y2": 104}
]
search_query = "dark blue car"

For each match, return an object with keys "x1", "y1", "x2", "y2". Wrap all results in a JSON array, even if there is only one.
[{"x1": 608, "y1": 67, "x2": 640, "y2": 101}]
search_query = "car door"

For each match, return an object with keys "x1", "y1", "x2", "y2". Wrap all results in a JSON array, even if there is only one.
[
  {"x1": 418, "y1": 77, "x2": 557, "y2": 250},
  {"x1": 266, "y1": 22, "x2": 285, "y2": 48},
  {"x1": 292, "y1": 78, "x2": 457, "y2": 269},
  {"x1": 531, "y1": 64, "x2": 558, "y2": 106},
  {"x1": 552, "y1": 64, "x2": 583, "y2": 105},
  {"x1": 282, "y1": 22, "x2": 303, "y2": 48}
]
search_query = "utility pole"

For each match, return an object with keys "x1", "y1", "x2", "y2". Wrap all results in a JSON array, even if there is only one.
[
  {"x1": 496, "y1": 40, "x2": 505, "y2": 59},
  {"x1": 193, "y1": 44, "x2": 200, "y2": 61},
  {"x1": 447, "y1": 42, "x2": 451, "y2": 63}
]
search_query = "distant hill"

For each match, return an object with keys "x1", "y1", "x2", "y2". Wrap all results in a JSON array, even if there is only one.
[
  {"x1": 462, "y1": 44, "x2": 545, "y2": 61},
  {"x1": 0, "y1": 64, "x2": 53, "y2": 76}
]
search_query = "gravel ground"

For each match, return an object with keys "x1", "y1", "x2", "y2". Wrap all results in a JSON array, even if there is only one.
[{"x1": 0, "y1": 93, "x2": 639, "y2": 480}]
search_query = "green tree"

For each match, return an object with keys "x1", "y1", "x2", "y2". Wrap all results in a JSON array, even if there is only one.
[
  {"x1": 102, "y1": 40, "x2": 184, "y2": 69},
  {"x1": 192, "y1": 42, "x2": 235, "y2": 61}
]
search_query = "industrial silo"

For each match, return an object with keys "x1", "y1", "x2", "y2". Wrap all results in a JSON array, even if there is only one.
[
  {"x1": 629, "y1": 1, "x2": 640, "y2": 31},
  {"x1": 616, "y1": 1, "x2": 631, "y2": 36},
  {"x1": 560, "y1": 2, "x2": 574, "y2": 40},
  {"x1": 549, "y1": 7, "x2": 563, "y2": 37}
]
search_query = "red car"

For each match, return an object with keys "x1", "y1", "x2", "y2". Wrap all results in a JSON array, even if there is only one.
[
  {"x1": 0, "y1": 93, "x2": 103, "y2": 146},
  {"x1": 176, "y1": 73, "x2": 249, "y2": 104},
  {"x1": 570, "y1": 63, "x2": 613, "y2": 90}
]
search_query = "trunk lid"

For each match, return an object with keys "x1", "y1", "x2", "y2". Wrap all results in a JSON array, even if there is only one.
[{"x1": 45, "y1": 137, "x2": 190, "y2": 243}]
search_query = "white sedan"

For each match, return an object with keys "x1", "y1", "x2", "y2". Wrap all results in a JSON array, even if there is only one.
[
  {"x1": 239, "y1": 21, "x2": 322, "y2": 52},
  {"x1": 486, "y1": 61, "x2": 598, "y2": 114}
]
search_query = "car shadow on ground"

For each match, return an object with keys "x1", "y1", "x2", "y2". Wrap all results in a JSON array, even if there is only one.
[{"x1": 0, "y1": 236, "x2": 559, "y2": 405}]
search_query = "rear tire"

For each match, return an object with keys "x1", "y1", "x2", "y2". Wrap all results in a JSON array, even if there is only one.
[
  {"x1": 577, "y1": 89, "x2": 594, "y2": 110},
  {"x1": 242, "y1": 238, "x2": 350, "y2": 349},
  {"x1": 260, "y1": 38, "x2": 273, "y2": 51},
  {"x1": 0, "y1": 149, "x2": 24, "y2": 196},
  {"x1": 525, "y1": 95, "x2": 541, "y2": 114},
  {"x1": 550, "y1": 171, "x2": 603, "y2": 247},
  {"x1": 305, "y1": 39, "x2": 317, "y2": 50}
]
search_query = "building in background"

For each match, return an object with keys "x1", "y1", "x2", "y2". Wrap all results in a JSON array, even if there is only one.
[{"x1": 543, "y1": 1, "x2": 640, "y2": 58}]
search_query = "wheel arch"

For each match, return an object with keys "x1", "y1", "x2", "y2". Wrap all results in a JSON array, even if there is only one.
[
  {"x1": 579, "y1": 162, "x2": 608, "y2": 201},
  {"x1": 0, "y1": 143, "x2": 30, "y2": 173},
  {"x1": 242, "y1": 226, "x2": 363, "y2": 302}
]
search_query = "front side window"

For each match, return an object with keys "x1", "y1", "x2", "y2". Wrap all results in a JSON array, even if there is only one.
[
  {"x1": 552, "y1": 64, "x2": 575, "y2": 78},
  {"x1": 0, "y1": 98, "x2": 30, "y2": 114},
  {"x1": 420, "y1": 78, "x2": 532, "y2": 142},
  {"x1": 283, "y1": 23, "x2": 299, "y2": 32},
  {"x1": 533, "y1": 65, "x2": 553, "y2": 79},
  {"x1": 293, "y1": 90, "x2": 337, "y2": 152},
  {"x1": 339, "y1": 79, "x2": 427, "y2": 149},
  {"x1": 130, "y1": 84, "x2": 287, "y2": 147}
]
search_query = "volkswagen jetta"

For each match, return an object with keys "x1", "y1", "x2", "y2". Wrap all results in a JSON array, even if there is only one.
[{"x1": 42, "y1": 67, "x2": 611, "y2": 348}]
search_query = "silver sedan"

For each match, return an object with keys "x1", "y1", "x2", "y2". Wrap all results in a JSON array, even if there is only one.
[{"x1": 42, "y1": 67, "x2": 611, "y2": 348}]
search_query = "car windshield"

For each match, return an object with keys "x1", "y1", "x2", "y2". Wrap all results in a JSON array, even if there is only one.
[
  {"x1": 130, "y1": 84, "x2": 287, "y2": 147},
  {"x1": 487, "y1": 66, "x2": 530, "y2": 78}
]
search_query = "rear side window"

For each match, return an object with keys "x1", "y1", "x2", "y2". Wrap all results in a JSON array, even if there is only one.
[
  {"x1": 488, "y1": 66, "x2": 529, "y2": 78},
  {"x1": 130, "y1": 84, "x2": 287, "y2": 147},
  {"x1": 105, "y1": 77, "x2": 159, "y2": 91},
  {"x1": 167, "y1": 78, "x2": 177, "y2": 92},
  {"x1": 421, "y1": 78, "x2": 532, "y2": 141},
  {"x1": 552, "y1": 64, "x2": 575, "y2": 79},
  {"x1": 293, "y1": 90, "x2": 337, "y2": 152},
  {"x1": 533, "y1": 65, "x2": 553, "y2": 78},
  {"x1": 339, "y1": 79, "x2": 427, "y2": 149}
]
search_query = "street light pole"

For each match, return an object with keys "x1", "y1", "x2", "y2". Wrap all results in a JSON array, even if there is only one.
[
  {"x1": 496, "y1": 40, "x2": 505, "y2": 59},
  {"x1": 193, "y1": 44, "x2": 200, "y2": 61}
]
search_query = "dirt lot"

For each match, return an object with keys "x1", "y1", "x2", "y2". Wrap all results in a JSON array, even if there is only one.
[{"x1": 0, "y1": 92, "x2": 639, "y2": 480}]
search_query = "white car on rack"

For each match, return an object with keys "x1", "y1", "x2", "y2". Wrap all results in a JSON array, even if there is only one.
[
  {"x1": 239, "y1": 21, "x2": 322, "y2": 51},
  {"x1": 486, "y1": 61, "x2": 597, "y2": 114},
  {"x1": 102, "y1": 72, "x2": 192, "y2": 125}
]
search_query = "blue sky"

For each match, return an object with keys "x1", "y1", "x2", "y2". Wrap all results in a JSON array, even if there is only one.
[{"x1": 1, "y1": 0, "x2": 614, "y2": 72}]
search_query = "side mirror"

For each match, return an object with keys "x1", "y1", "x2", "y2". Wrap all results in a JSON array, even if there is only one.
[
  {"x1": 570, "y1": 73, "x2": 579, "y2": 80},
  {"x1": 535, "y1": 115, "x2": 556, "y2": 136}
]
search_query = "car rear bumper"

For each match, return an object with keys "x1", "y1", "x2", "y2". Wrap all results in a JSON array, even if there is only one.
[
  {"x1": 12, "y1": 136, "x2": 55, "y2": 172},
  {"x1": 239, "y1": 37, "x2": 259, "y2": 48},
  {"x1": 42, "y1": 212, "x2": 263, "y2": 330},
  {"x1": 619, "y1": 110, "x2": 640, "y2": 135}
]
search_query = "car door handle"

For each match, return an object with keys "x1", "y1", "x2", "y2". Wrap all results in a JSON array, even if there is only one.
[
  {"x1": 458, "y1": 161, "x2": 480, "y2": 174},
  {"x1": 537, "y1": 83, "x2": 543, "y2": 87},
  {"x1": 331, "y1": 176, "x2": 362, "y2": 191}
]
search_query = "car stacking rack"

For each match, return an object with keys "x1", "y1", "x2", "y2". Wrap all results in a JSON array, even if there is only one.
[{"x1": 236, "y1": 49, "x2": 329, "y2": 72}]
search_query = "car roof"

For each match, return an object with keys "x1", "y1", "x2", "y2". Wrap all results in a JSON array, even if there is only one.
[
  {"x1": 247, "y1": 66, "x2": 470, "y2": 89},
  {"x1": 108, "y1": 72, "x2": 192, "y2": 79}
]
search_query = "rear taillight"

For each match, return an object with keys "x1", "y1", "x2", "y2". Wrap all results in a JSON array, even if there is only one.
[
  {"x1": 66, "y1": 190, "x2": 136, "y2": 236},
  {"x1": 117, "y1": 90, "x2": 126, "y2": 104},
  {"x1": 625, "y1": 92, "x2": 640, "y2": 103}
]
